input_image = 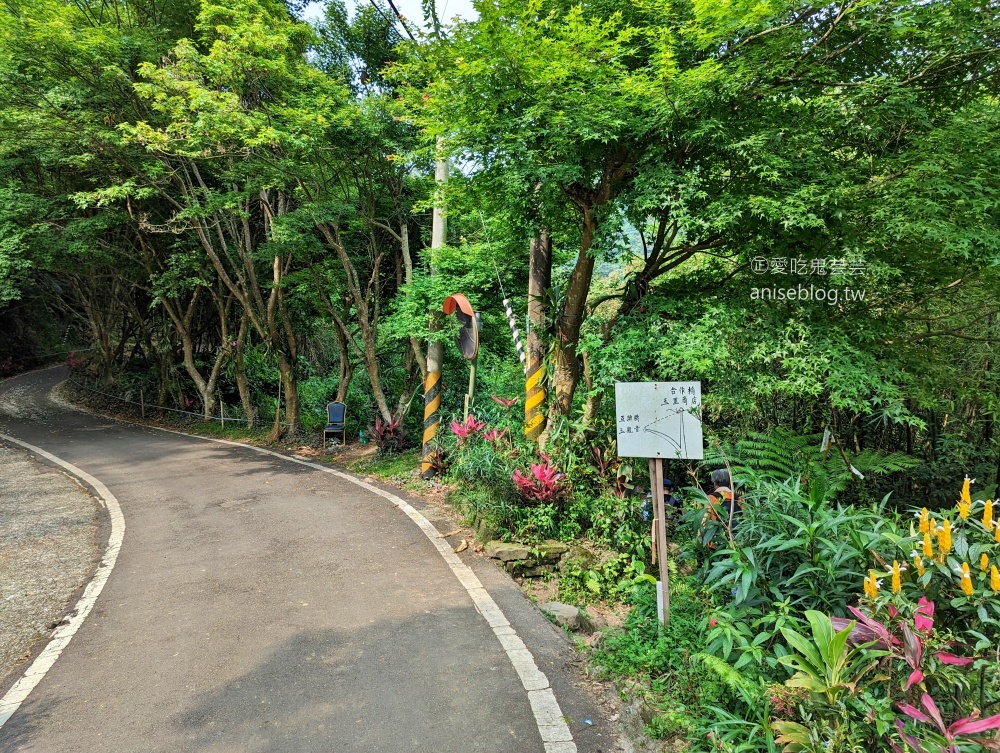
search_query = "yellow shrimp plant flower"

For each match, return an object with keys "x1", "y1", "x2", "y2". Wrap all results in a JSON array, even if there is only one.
[
  {"x1": 923, "y1": 531, "x2": 934, "y2": 558},
  {"x1": 919, "y1": 507, "x2": 930, "y2": 534},
  {"x1": 863, "y1": 569, "x2": 879, "y2": 600},
  {"x1": 984, "y1": 499, "x2": 994, "y2": 530},
  {"x1": 991, "y1": 565, "x2": 1000, "y2": 593},
  {"x1": 960, "y1": 562, "x2": 975, "y2": 596},
  {"x1": 982, "y1": 553, "x2": 990, "y2": 572},
  {"x1": 939, "y1": 520, "x2": 953, "y2": 556}
]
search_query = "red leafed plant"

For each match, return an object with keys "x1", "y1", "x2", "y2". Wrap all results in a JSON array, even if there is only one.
[
  {"x1": 451, "y1": 414, "x2": 486, "y2": 444},
  {"x1": 894, "y1": 693, "x2": 1000, "y2": 752},
  {"x1": 827, "y1": 596, "x2": 991, "y2": 752},
  {"x1": 370, "y1": 415, "x2": 406, "y2": 454},
  {"x1": 424, "y1": 449, "x2": 449, "y2": 476},
  {"x1": 833, "y1": 597, "x2": 977, "y2": 694},
  {"x1": 491, "y1": 395, "x2": 519, "y2": 409},
  {"x1": 590, "y1": 444, "x2": 612, "y2": 475},
  {"x1": 512, "y1": 457, "x2": 567, "y2": 504},
  {"x1": 483, "y1": 427, "x2": 508, "y2": 443}
]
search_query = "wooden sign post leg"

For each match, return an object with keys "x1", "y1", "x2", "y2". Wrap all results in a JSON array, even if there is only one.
[
  {"x1": 464, "y1": 355, "x2": 477, "y2": 420},
  {"x1": 653, "y1": 457, "x2": 670, "y2": 624},
  {"x1": 648, "y1": 459, "x2": 657, "y2": 568}
]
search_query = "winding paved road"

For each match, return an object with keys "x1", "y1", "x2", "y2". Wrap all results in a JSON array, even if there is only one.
[{"x1": 0, "y1": 368, "x2": 614, "y2": 753}]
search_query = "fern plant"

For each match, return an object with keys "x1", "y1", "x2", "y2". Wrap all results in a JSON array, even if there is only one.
[{"x1": 705, "y1": 428, "x2": 921, "y2": 498}]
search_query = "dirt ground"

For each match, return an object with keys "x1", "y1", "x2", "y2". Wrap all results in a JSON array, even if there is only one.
[{"x1": 0, "y1": 443, "x2": 100, "y2": 685}]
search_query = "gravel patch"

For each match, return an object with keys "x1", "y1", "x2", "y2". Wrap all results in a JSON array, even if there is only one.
[
  {"x1": 0, "y1": 443, "x2": 100, "y2": 684},
  {"x1": 0, "y1": 380, "x2": 49, "y2": 421}
]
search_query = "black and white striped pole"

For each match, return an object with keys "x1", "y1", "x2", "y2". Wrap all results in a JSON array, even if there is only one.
[{"x1": 502, "y1": 297, "x2": 527, "y2": 375}]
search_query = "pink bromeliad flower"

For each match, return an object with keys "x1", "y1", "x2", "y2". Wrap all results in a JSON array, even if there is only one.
[
  {"x1": 482, "y1": 427, "x2": 508, "y2": 443},
  {"x1": 491, "y1": 395, "x2": 519, "y2": 409},
  {"x1": 450, "y1": 415, "x2": 486, "y2": 444},
  {"x1": 512, "y1": 458, "x2": 566, "y2": 503}
]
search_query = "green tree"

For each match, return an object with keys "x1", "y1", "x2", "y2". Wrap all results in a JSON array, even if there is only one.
[{"x1": 395, "y1": 0, "x2": 1000, "y2": 443}]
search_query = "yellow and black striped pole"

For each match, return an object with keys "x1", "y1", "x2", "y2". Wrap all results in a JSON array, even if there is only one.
[
  {"x1": 524, "y1": 231, "x2": 551, "y2": 444},
  {"x1": 421, "y1": 368, "x2": 442, "y2": 478},
  {"x1": 524, "y1": 355, "x2": 545, "y2": 442}
]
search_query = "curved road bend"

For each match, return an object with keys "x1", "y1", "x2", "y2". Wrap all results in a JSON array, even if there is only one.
[{"x1": 0, "y1": 368, "x2": 614, "y2": 753}]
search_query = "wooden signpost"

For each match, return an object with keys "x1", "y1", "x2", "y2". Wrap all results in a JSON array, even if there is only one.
[{"x1": 614, "y1": 382, "x2": 704, "y2": 624}]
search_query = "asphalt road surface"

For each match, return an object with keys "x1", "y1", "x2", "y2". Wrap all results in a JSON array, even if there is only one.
[{"x1": 0, "y1": 368, "x2": 615, "y2": 753}]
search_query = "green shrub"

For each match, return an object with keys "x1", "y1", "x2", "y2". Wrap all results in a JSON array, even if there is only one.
[
  {"x1": 690, "y1": 478, "x2": 899, "y2": 614},
  {"x1": 593, "y1": 575, "x2": 736, "y2": 745},
  {"x1": 558, "y1": 552, "x2": 647, "y2": 604}
]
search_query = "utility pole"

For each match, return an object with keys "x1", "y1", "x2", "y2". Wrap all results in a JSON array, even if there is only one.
[{"x1": 421, "y1": 137, "x2": 448, "y2": 478}]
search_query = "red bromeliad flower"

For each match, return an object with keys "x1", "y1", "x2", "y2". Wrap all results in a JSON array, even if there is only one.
[
  {"x1": 491, "y1": 395, "x2": 520, "y2": 409},
  {"x1": 512, "y1": 459, "x2": 566, "y2": 503},
  {"x1": 482, "y1": 427, "x2": 508, "y2": 443},
  {"x1": 450, "y1": 414, "x2": 486, "y2": 443}
]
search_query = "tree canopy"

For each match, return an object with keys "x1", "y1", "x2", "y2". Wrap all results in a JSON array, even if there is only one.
[{"x1": 0, "y1": 0, "x2": 998, "y2": 497}]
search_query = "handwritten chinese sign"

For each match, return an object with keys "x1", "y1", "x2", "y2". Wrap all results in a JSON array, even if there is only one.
[{"x1": 614, "y1": 382, "x2": 704, "y2": 459}]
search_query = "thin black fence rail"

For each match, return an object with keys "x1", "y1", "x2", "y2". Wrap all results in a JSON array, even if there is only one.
[
  {"x1": 2, "y1": 347, "x2": 94, "y2": 368},
  {"x1": 68, "y1": 377, "x2": 302, "y2": 429}
]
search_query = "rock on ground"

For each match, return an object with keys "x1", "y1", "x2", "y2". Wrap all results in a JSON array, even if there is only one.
[
  {"x1": 0, "y1": 443, "x2": 99, "y2": 684},
  {"x1": 485, "y1": 540, "x2": 570, "y2": 563},
  {"x1": 538, "y1": 601, "x2": 593, "y2": 633}
]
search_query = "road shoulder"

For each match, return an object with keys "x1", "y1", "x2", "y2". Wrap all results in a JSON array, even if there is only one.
[{"x1": 0, "y1": 443, "x2": 103, "y2": 695}]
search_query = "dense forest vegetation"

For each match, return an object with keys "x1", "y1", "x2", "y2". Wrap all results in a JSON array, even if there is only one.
[{"x1": 3, "y1": 0, "x2": 1000, "y2": 748}]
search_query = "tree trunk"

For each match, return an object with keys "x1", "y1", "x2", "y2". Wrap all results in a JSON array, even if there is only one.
[
  {"x1": 401, "y1": 221, "x2": 427, "y2": 382},
  {"x1": 157, "y1": 344, "x2": 173, "y2": 406},
  {"x1": 275, "y1": 351, "x2": 299, "y2": 437},
  {"x1": 178, "y1": 328, "x2": 216, "y2": 419},
  {"x1": 546, "y1": 209, "x2": 598, "y2": 426},
  {"x1": 332, "y1": 317, "x2": 354, "y2": 403},
  {"x1": 363, "y1": 333, "x2": 394, "y2": 422},
  {"x1": 160, "y1": 287, "x2": 228, "y2": 421},
  {"x1": 233, "y1": 313, "x2": 258, "y2": 427}
]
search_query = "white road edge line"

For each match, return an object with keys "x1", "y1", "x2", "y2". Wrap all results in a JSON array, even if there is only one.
[
  {"x1": 39, "y1": 376, "x2": 576, "y2": 751},
  {"x1": 0, "y1": 433, "x2": 126, "y2": 731},
  {"x1": 147, "y1": 425, "x2": 579, "y2": 753}
]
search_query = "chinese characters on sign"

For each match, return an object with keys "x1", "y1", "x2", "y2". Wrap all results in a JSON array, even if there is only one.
[
  {"x1": 614, "y1": 382, "x2": 704, "y2": 460},
  {"x1": 749, "y1": 257, "x2": 866, "y2": 276}
]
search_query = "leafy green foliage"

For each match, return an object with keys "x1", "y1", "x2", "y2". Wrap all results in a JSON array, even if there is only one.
[
  {"x1": 593, "y1": 576, "x2": 730, "y2": 737},
  {"x1": 706, "y1": 430, "x2": 922, "y2": 501},
  {"x1": 693, "y1": 479, "x2": 899, "y2": 614}
]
